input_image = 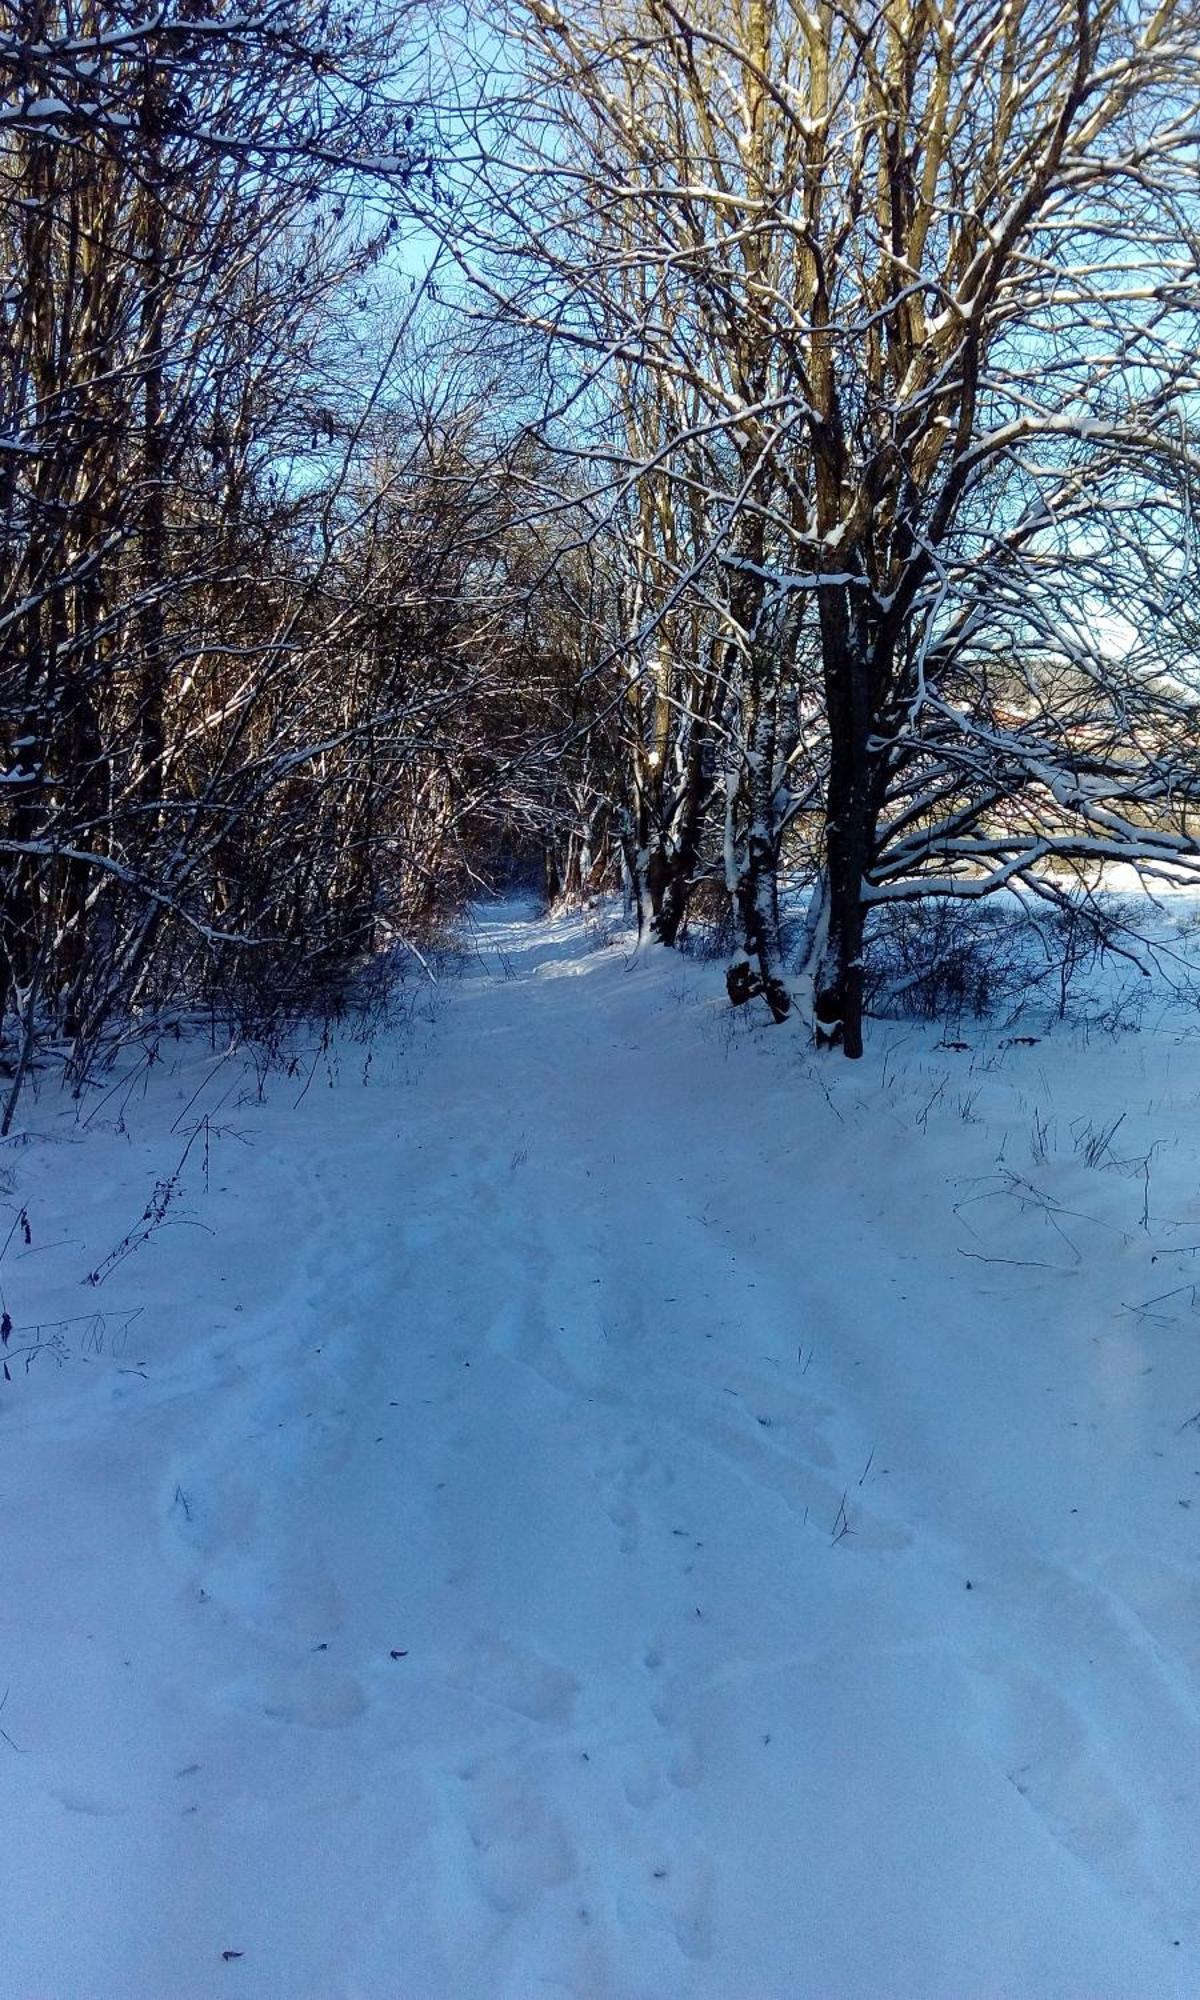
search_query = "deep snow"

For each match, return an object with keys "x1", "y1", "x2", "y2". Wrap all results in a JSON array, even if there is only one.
[{"x1": 4, "y1": 901, "x2": 1200, "y2": 1996}]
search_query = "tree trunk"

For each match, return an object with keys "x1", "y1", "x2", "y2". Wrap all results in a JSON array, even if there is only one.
[
  {"x1": 814, "y1": 597, "x2": 877, "y2": 1058},
  {"x1": 654, "y1": 722, "x2": 710, "y2": 946},
  {"x1": 725, "y1": 666, "x2": 790, "y2": 1022},
  {"x1": 136, "y1": 53, "x2": 168, "y2": 813}
]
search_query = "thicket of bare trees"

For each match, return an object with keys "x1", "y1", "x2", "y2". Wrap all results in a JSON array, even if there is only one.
[
  {"x1": 0, "y1": 0, "x2": 565, "y2": 1122},
  {"x1": 3, "y1": 0, "x2": 1200, "y2": 1099}
]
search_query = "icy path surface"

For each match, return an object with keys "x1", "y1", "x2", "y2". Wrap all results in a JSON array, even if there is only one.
[{"x1": 6, "y1": 904, "x2": 1200, "y2": 1996}]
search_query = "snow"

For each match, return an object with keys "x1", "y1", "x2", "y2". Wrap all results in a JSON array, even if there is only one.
[{"x1": 4, "y1": 900, "x2": 1200, "y2": 1995}]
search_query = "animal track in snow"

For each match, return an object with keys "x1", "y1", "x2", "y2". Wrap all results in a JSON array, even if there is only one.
[{"x1": 623, "y1": 1645, "x2": 710, "y2": 1816}]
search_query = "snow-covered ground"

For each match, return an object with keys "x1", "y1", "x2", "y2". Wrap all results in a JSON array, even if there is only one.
[{"x1": 5, "y1": 900, "x2": 1200, "y2": 1997}]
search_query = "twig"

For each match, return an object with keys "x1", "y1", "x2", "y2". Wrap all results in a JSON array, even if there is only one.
[{"x1": 0, "y1": 1688, "x2": 25, "y2": 1753}]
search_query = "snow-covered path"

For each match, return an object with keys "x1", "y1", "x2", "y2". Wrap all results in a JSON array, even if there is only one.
[{"x1": 6, "y1": 904, "x2": 1200, "y2": 1996}]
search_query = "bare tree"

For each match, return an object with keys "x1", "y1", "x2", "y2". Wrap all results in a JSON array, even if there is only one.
[{"x1": 430, "y1": 0, "x2": 1200, "y2": 1051}]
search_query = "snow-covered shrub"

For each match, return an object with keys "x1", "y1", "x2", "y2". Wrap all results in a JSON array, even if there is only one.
[
  {"x1": 861, "y1": 894, "x2": 1155, "y2": 1027},
  {"x1": 677, "y1": 879, "x2": 735, "y2": 962}
]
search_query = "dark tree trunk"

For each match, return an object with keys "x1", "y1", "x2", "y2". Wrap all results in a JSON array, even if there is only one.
[
  {"x1": 543, "y1": 842, "x2": 562, "y2": 907},
  {"x1": 136, "y1": 55, "x2": 167, "y2": 813},
  {"x1": 655, "y1": 730, "x2": 709, "y2": 946},
  {"x1": 815, "y1": 594, "x2": 877, "y2": 1059}
]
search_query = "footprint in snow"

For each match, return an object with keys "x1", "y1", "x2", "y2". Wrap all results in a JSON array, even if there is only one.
[
  {"x1": 595, "y1": 1434, "x2": 679, "y2": 1555},
  {"x1": 225, "y1": 1662, "x2": 368, "y2": 1730},
  {"x1": 447, "y1": 1634, "x2": 579, "y2": 1725},
  {"x1": 620, "y1": 1751, "x2": 662, "y2": 1809},
  {"x1": 968, "y1": 1658, "x2": 1141, "y2": 1872},
  {"x1": 1100, "y1": 1551, "x2": 1200, "y2": 1675},
  {"x1": 52, "y1": 1789, "x2": 130, "y2": 1818},
  {"x1": 617, "y1": 1843, "x2": 715, "y2": 1963},
  {"x1": 460, "y1": 1771, "x2": 576, "y2": 1915},
  {"x1": 666, "y1": 1732, "x2": 704, "y2": 1790},
  {"x1": 617, "y1": 1646, "x2": 708, "y2": 1813}
]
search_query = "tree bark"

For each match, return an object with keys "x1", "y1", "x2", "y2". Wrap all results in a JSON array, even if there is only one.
[
  {"x1": 814, "y1": 592, "x2": 876, "y2": 1058},
  {"x1": 725, "y1": 663, "x2": 790, "y2": 1021}
]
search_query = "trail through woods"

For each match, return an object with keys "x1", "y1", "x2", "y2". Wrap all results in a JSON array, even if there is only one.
[{"x1": 5, "y1": 903, "x2": 1200, "y2": 1996}]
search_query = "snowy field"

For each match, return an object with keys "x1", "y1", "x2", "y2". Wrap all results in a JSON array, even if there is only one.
[{"x1": 5, "y1": 899, "x2": 1200, "y2": 1997}]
